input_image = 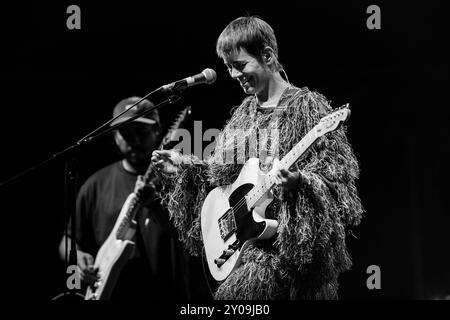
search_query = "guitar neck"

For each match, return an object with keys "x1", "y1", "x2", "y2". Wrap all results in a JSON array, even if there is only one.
[
  {"x1": 140, "y1": 106, "x2": 191, "y2": 186},
  {"x1": 115, "y1": 109, "x2": 189, "y2": 239},
  {"x1": 246, "y1": 128, "x2": 318, "y2": 208},
  {"x1": 140, "y1": 142, "x2": 165, "y2": 186}
]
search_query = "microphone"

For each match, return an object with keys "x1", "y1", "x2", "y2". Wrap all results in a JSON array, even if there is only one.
[{"x1": 159, "y1": 68, "x2": 217, "y2": 92}]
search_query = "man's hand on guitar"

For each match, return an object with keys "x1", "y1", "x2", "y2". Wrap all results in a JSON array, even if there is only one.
[
  {"x1": 77, "y1": 250, "x2": 99, "y2": 286},
  {"x1": 151, "y1": 149, "x2": 184, "y2": 176}
]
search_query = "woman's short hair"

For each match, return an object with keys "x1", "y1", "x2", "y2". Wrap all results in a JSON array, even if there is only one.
[{"x1": 216, "y1": 16, "x2": 283, "y2": 71}]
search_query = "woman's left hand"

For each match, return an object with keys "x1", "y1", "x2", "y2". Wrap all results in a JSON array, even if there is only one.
[{"x1": 274, "y1": 163, "x2": 306, "y2": 192}]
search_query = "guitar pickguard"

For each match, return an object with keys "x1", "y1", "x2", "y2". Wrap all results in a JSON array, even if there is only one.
[{"x1": 228, "y1": 183, "x2": 266, "y2": 242}]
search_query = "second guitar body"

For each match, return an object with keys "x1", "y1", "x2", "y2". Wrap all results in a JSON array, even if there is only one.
[
  {"x1": 85, "y1": 193, "x2": 139, "y2": 300},
  {"x1": 84, "y1": 106, "x2": 192, "y2": 300}
]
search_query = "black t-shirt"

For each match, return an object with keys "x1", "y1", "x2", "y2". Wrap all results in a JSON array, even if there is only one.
[{"x1": 67, "y1": 161, "x2": 187, "y2": 299}]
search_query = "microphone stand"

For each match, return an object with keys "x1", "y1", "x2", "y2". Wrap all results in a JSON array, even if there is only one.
[{"x1": 0, "y1": 87, "x2": 182, "y2": 297}]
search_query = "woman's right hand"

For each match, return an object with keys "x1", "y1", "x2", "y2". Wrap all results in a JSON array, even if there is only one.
[{"x1": 151, "y1": 149, "x2": 183, "y2": 175}]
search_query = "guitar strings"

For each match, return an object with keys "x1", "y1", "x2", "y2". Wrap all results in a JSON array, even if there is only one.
[
  {"x1": 229, "y1": 171, "x2": 274, "y2": 215},
  {"x1": 230, "y1": 145, "x2": 303, "y2": 214},
  {"x1": 222, "y1": 109, "x2": 346, "y2": 222},
  {"x1": 229, "y1": 157, "x2": 288, "y2": 215},
  {"x1": 228, "y1": 152, "x2": 295, "y2": 215}
]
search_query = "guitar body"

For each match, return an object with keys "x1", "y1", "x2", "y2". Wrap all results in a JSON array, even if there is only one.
[
  {"x1": 85, "y1": 193, "x2": 139, "y2": 300},
  {"x1": 201, "y1": 158, "x2": 279, "y2": 281}
]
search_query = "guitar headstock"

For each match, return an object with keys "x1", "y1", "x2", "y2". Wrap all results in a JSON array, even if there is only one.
[
  {"x1": 315, "y1": 103, "x2": 351, "y2": 137},
  {"x1": 159, "y1": 106, "x2": 192, "y2": 149}
]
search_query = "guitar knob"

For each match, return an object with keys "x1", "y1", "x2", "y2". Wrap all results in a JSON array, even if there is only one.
[
  {"x1": 223, "y1": 249, "x2": 234, "y2": 256},
  {"x1": 214, "y1": 258, "x2": 226, "y2": 267}
]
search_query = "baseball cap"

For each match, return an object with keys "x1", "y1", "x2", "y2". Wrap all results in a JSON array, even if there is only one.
[{"x1": 110, "y1": 96, "x2": 160, "y2": 127}]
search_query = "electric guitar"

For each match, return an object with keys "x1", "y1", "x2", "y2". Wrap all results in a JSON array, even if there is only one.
[
  {"x1": 85, "y1": 106, "x2": 191, "y2": 300},
  {"x1": 201, "y1": 105, "x2": 350, "y2": 281}
]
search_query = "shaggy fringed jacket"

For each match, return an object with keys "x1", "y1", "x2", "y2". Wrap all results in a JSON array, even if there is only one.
[{"x1": 160, "y1": 86, "x2": 363, "y2": 299}]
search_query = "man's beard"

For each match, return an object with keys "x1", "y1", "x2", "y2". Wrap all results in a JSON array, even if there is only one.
[{"x1": 125, "y1": 149, "x2": 151, "y2": 171}]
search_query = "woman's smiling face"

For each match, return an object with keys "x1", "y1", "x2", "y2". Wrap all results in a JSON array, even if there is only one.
[{"x1": 223, "y1": 48, "x2": 271, "y2": 96}]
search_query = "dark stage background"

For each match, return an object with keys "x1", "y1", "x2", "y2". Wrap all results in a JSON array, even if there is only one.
[{"x1": 1, "y1": 1, "x2": 448, "y2": 300}]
